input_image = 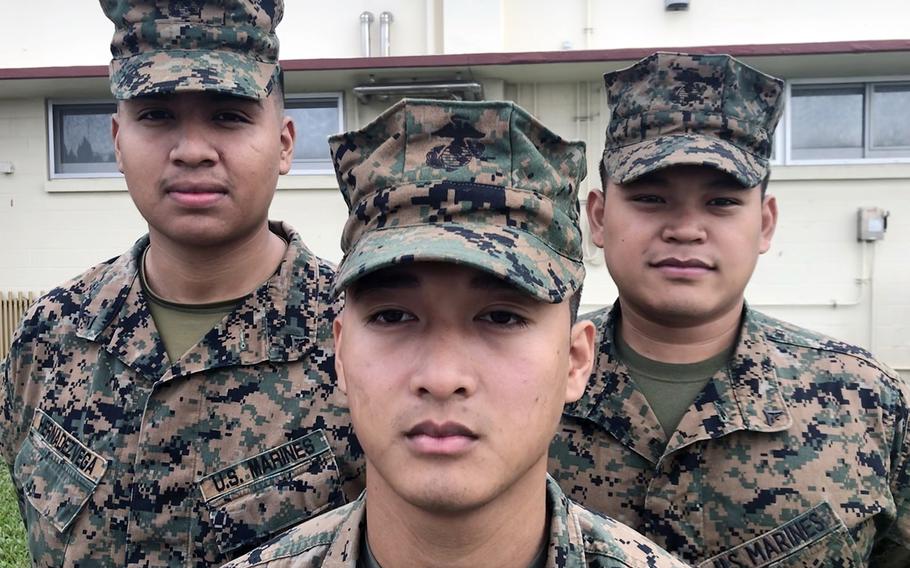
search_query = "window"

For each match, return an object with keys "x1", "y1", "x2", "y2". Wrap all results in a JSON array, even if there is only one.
[
  {"x1": 47, "y1": 100, "x2": 119, "y2": 178},
  {"x1": 47, "y1": 94, "x2": 344, "y2": 179},
  {"x1": 870, "y1": 84, "x2": 910, "y2": 156},
  {"x1": 285, "y1": 94, "x2": 344, "y2": 174},
  {"x1": 786, "y1": 81, "x2": 910, "y2": 163}
]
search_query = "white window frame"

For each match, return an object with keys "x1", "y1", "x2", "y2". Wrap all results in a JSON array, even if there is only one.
[
  {"x1": 783, "y1": 76, "x2": 910, "y2": 166},
  {"x1": 284, "y1": 92, "x2": 344, "y2": 176},
  {"x1": 47, "y1": 98, "x2": 121, "y2": 180},
  {"x1": 769, "y1": 117, "x2": 784, "y2": 166}
]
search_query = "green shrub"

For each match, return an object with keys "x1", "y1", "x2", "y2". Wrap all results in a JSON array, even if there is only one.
[{"x1": 0, "y1": 463, "x2": 28, "y2": 567}]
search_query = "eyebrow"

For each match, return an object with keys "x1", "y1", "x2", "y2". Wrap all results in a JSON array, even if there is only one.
[
  {"x1": 209, "y1": 93, "x2": 264, "y2": 108},
  {"x1": 706, "y1": 177, "x2": 749, "y2": 190}
]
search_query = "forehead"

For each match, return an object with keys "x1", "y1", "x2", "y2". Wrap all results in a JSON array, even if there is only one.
[
  {"x1": 346, "y1": 263, "x2": 527, "y2": 297},
  {"x1": 119, "y1": 91, "x2": 266, "y2": 108}
]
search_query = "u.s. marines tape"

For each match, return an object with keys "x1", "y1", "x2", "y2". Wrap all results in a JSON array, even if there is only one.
[
  {"x1": 700, "y1": 502, "x2": 857, "y2": 568},
  {"x1": 199, "y1": 430, "x2": 332, "y2": 502}
]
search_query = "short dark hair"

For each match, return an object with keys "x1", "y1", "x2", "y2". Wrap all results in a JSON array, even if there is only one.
[
  {"x1": 598, "y1": 158, "x2": 608, "y2": 191},
  {"x1": 268, "y1": 68, "x2": 285, "y2": 111},
  {"x1": 568, "y1": 287, "x2": 582, "y2": 325}
]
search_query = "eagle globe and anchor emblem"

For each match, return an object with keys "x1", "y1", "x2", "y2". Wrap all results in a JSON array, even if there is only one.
[{"x1": 425, "y1": 114, "x2": 490, "y2": 171}]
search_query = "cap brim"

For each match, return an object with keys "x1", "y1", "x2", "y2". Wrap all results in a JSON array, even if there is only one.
[
  {"x1": 605, "y1": 134, "x2": 767, "y2": 187},
  {"x1": 333, "y1": 223, "x2": 584, "y2": 304},
  {"x1": 110, "y1": 50, "x2": 276, "y2": 100}
]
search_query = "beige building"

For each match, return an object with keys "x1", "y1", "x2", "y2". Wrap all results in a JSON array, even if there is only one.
[{"x1": 1, "y1": 0, "x2": 908, "y2": 374}]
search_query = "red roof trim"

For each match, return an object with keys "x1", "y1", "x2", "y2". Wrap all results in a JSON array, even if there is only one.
[
  {"x1": 2, "y1": 39, "x2": 909, "y2": 80},
  {"x1": 281, "y1": 40, "x2": 910, "y2": 71}
]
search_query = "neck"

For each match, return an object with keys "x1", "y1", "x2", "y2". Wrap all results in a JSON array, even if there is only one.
[
  {"x1": 143, "y1": 224, "x2": 286, "y2": 304},
  {"x1": 617, "y1": 299, "x2": 744, "y2": 364},
  {"x1": 365, "y1": 462, "x2": 549, "y2": 568}
]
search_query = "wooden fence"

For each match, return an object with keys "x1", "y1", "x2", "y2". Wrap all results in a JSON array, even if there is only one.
[{"x1": 0, "y1": 291, "x2": 40, "y2": 360}]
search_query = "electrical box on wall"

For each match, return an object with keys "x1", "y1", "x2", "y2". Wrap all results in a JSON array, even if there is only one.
[{"x1": 857, "y1": 207, "x2": 889, "y2": 241}]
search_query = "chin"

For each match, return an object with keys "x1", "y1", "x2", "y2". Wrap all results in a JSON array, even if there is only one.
[
  {"x1": 394, "y1": 474, "x2": 498, "y2": 515},
  {"x1": 640, "y1": 296, "x2": 723, "y2": 325}
]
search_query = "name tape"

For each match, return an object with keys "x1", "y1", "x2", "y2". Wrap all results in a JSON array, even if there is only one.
[
  {"x1": 199, "y1": 430, "x2": 330, "y2": 502},
  {"x1": 701, "y1": 502, "x2": 843, "y2": 568},
  {"x1": 30, "y1": 409, "x2": 108, "y2": 484}
]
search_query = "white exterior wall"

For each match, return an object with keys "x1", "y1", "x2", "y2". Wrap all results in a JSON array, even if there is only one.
[
  {"x1": 0, "y1": 1, "x2": 908, "y2": 372},
  {"x1": 2, "y1": 0, "x2": 910, "y2": 67}
]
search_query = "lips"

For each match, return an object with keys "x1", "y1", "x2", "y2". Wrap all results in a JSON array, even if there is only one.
[
  {"x1": 651, "y1": 257, "x2": 713, "y2": 269},
  {"x1": 406, "y1": 421, "x2": 477, "y2": 439},
  {"x1": 164, "y1": 182, "x2": 228, "y2": 208},
  {"x1": 650, "y1": 257, "x2": 715, "y2": 279},
  {"x1": 405, "y1": 421, "x2": 478, "y2": 455}
]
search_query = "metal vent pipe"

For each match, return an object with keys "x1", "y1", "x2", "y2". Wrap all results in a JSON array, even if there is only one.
[
  {"x1": 360, "y1": 11, "x2": 374, "y2": 57},
  {"x1": 379, "y1": 12, "x2": 393, "y2": 57}
]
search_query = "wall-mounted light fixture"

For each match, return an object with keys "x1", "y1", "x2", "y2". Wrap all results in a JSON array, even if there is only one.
[
  {"x1": 0, "y1": 162, "x2": 13, "y2": 174},
  {"x1": 665, "y1": 0, "x2": 689, "y2": 10}
]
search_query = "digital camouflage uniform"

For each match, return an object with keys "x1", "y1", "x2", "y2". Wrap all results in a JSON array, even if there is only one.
[
  {"x1": 551, "y1": 305, "x2": 910, "y2": 567},
  {"x1": 0, "y1": 2, "x2": 365, "y2": 566},
  {"x1": 0, "y1": 224, "x2": 364, "y2": 566},
  {"x1": 223, "y1": 477, "x2": 689, "y2": 568},
  {"x1": 228, "y1": 99, "x2": 689, "y2": 567},
  {"x1": 549, "y1": 53, "x2": 910, "y2": 567}
]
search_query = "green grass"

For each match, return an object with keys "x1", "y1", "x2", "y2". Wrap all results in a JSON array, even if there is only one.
[{"x1": 0, "y1": 462, "x2": 28, "y2": 567}]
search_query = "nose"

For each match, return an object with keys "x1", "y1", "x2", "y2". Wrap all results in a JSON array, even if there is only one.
[
  {"x1": 169, "y1": 120, "x2": 218, "y2": 167},
  {"x1": 661, "y1": 207, "x2": 707, "y2": 244},
  {"x1": 409, "y1": 327, "x2": 478, "y2": 401}
]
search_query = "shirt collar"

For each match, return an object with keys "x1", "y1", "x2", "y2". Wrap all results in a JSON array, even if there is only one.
[
  {"x1": 75, "y1": 221, "x2": 329, "y2": 381},
  {"x1": 565, "y1": 302, "x2": 793, "y2": 463}
]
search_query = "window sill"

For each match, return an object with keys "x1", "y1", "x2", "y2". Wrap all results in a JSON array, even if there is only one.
[
  {"x1": 770, "y1": 162, "x2": 910, "y2": 181},
  {"x1": 44, "y1": 177, "x2": 127, "y2": 193},
  {"x1": 44, "y1": 174, "x2": 339, "y2": 193}
]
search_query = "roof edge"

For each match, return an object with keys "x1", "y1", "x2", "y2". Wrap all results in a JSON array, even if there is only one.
[{"x1": 3, "y1": 39, "x2": 909, "y2": 80}]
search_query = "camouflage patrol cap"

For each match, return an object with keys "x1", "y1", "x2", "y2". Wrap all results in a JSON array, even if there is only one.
[
  {"x1": 603, "y1": 52, "x2": 784, "y2": 187},
  {"x1": 101, "y1": 0, "x2": 283, "y2": 100},
  {"x1": 329, "y1": 99, "x2": 587, "y2": 303}
]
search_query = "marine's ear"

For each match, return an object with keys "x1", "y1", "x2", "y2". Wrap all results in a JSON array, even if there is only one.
[
  {"x1": 759, "y1": 193, "x2": 778, "y2": 255},
  {"x1": 278, "y1": 115, "x2": 295, "y2": 175},
  {"x1": 586, "y1": 189, "x2": 607, "y2": 249},
  {"x1": 111, "y1": 111, "x2": 125, "y2": 173},
  {"x1": 333, "y1": 313, "x2": 347, "y2": 394},
  {"x1": 564, "y1": 319, "x2": 595, "y2": 403}
]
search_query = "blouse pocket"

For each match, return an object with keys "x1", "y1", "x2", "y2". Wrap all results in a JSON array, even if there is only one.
[
  {"x1": 199, "y1": 429, "x2": 346, "y2": 556},
  {"x1": 700, "y1": 502, "x2": 864, "y2": 568},
  {"x1": 13, "y1": 410, "x2": 107, "y2": 534}
]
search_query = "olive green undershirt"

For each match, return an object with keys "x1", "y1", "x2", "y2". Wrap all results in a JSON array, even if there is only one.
[
  {"x1": 139, "y1": 247, "x2": 245, "y2": 362},
  {"x1": 614, "y1": 332, "x2": 733, "y2": 437}
]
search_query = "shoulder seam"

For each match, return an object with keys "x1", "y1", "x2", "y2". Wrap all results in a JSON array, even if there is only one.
[{"x1": 767, "y1": 335, "x2": 899, "y2": 379}]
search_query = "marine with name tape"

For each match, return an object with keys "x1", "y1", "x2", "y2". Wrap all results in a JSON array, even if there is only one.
[
  {"x1": 0, "y1": 1, "x2": 364, "y2": 566},
  {"x1": 225, "y1": 97, "x2": 691, "y2": 568},
  {"x1": 548, "y1": 52, "x2": 910, "y2": 567}
]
